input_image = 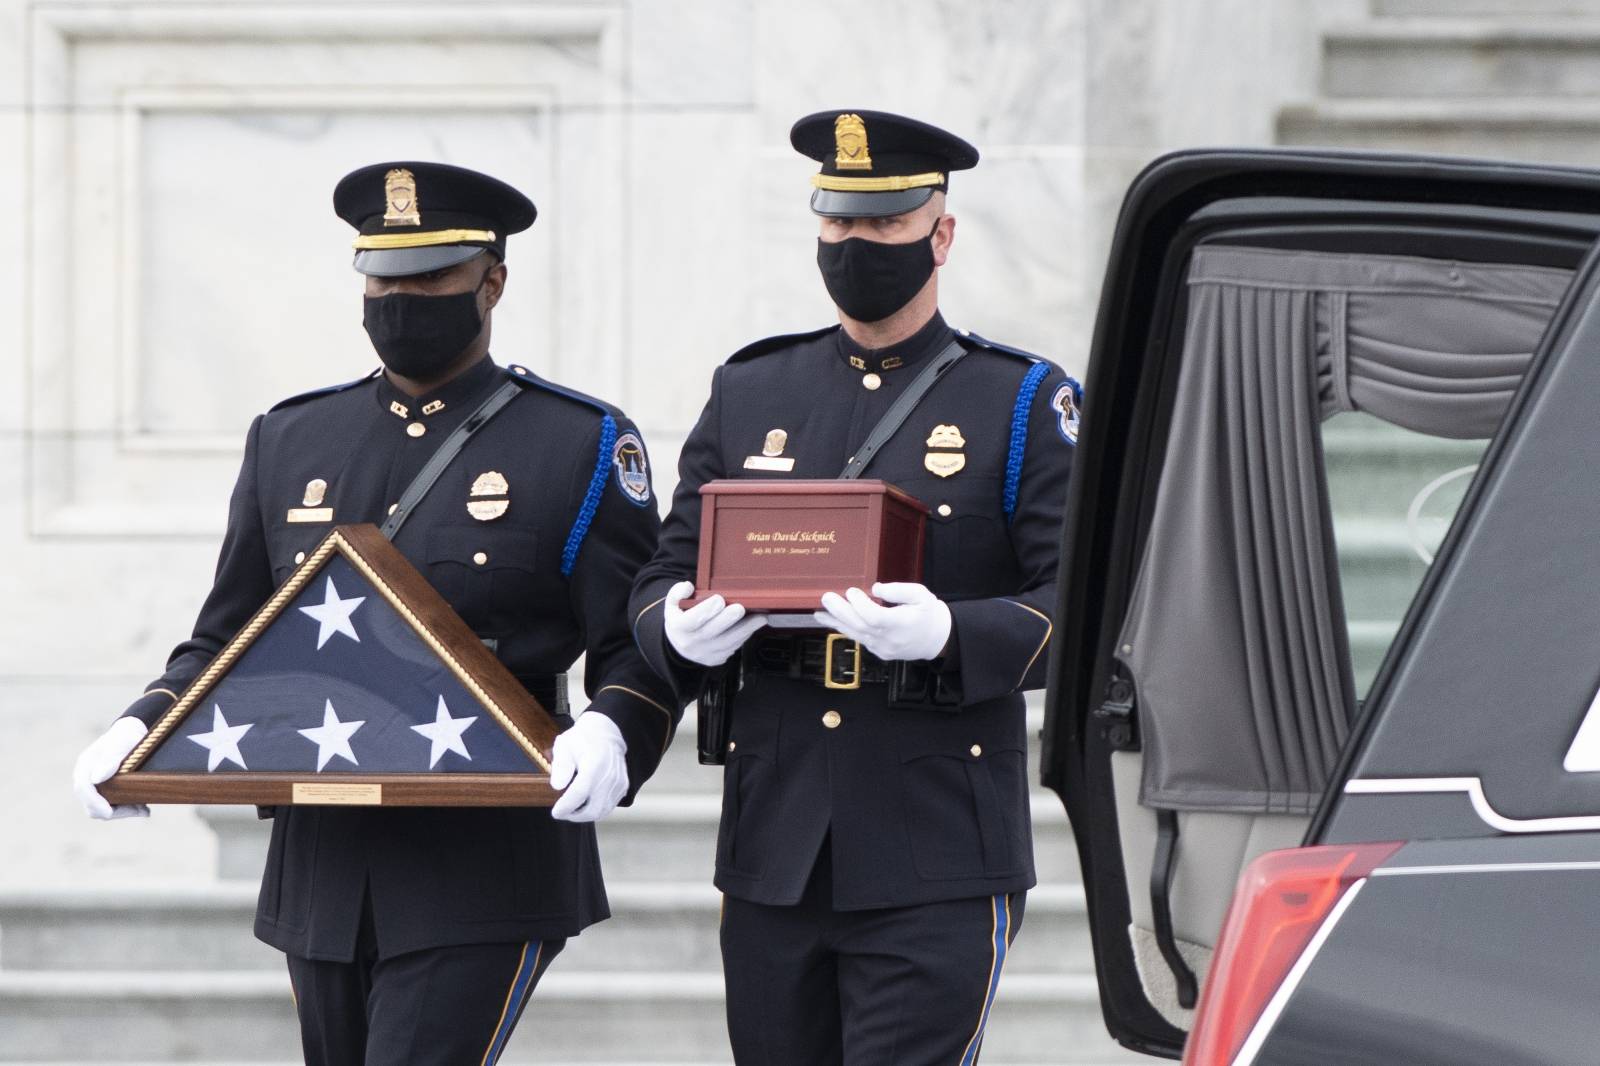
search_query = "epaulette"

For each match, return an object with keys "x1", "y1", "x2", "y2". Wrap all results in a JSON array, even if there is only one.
[
  {"x1": 267, "y1": 369, "x2": 379, "y2": 413},
  {"x1": 954, "y1": 328, "x2": 1042, "y2": 364},
  {"x1": 726, "y1": 325, "x2": 840, "y2": 364},
  {"x1": 504, "y1": 364, "x2": 621, "y2": 418}
]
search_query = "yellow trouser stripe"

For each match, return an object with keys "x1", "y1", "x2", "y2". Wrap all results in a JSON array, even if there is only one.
[{"x1": 480, "y1": 940, "x2": 541, "y2": 1065}]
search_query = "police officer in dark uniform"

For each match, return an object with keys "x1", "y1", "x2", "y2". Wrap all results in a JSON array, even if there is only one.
[
  {"x1": 72, "y1": 161, "x2": 681, "y2": 1064},
  {"x1": 628, "y1": 111, "x2": 1080, "y2": 1064}
]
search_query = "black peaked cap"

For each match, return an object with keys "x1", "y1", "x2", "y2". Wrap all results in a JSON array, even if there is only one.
[
  {"x1": 333, "y1": 161, "x2": 537, "y2": 278},
  {"x1": 790, "y1": 109, "x2": 979, "y2": 218}
]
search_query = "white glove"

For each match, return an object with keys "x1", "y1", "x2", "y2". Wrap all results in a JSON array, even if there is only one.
[
  {"x1": 73, "y1": 716, "x2": 151, "y2": 820},
  {"x1": 813, "y1": 582, "x2": 953, "y2": 662},
  {"x1": 550, "y1": 712, "x2": 629, "y2": 823},
  {"x1": 663, "y1": 580, "x2": 767, "y2": 667}
]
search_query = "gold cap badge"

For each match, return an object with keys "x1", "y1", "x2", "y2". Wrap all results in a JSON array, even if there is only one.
[
  {"x1": 834, "y1": 113, "x2": 872, "y2": 171},
  {"x1": 763, "y1": 429, "x2": 788, "y2": 457},
  {"x1": 383, "y1": 168, "x2": 421, "y2": 228}
]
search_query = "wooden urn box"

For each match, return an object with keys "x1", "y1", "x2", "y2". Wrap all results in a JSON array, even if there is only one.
[{"x1": 690, "y1": 479, "x2": 928, "y2": 612}]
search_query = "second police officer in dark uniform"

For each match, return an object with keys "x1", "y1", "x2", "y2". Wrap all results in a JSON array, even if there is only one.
[
  {"x1": 71, "y1": 162, "x2": 682, "y2": 1064},
  {"x1": 629, "y1": 112, "x2": 1080, "y2": 1064}
]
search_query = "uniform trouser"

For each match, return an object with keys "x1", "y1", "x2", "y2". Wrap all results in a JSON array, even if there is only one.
[
  {"x1": 720, "y1": 845, "x2": 1025, "y2": 1066},
  {"x1": 284, "y1": 895, "x2": 565, "y2": 1066}
]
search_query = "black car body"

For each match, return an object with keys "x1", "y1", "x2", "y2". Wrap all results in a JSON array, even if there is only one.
[{"x1": 1042, "y1": 148, "x2": 1600, "y2": 1065}]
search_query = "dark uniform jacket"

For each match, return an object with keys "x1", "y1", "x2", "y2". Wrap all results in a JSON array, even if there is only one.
[
  {"x1": 629, "y1": 313, "x2": 1077, "y2": 910},
  {"x1": 121, "y1": 356, "x2": 681, "y2": 961}
]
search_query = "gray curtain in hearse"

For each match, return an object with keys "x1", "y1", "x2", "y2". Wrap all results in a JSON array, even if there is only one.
[{"x1": 1119, "y1": 245, "x2": 1571, "y2": 814}]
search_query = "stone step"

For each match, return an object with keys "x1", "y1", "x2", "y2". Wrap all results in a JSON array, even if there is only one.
[
  {"x1": 0, "y1": 970, "x2": 1141, "y2": 1064},
  {"x1": 1331, "y1": 519, "x2": 1435, "y2": 622},
  {"x1": 1324, "y1": 20, "x2": 1600, "y2": 99},
  {"x1": 199, "y1": 788, "x2": 1085, "y2": 886},
  {"x1": 1350, "y1": 619, "x2": 1402, "y2": 694},
  {"x1": 1277, "y1": 98, "x2": 1600, "y2": 166},
  {"x1": 1322, "y1": 419, "x2": 1487, "y2": 524},
  {"x1": 1377, "y1": 0, "x2": 1600, "y2": 15},
  {"x1": 0, "y1": 883, "x2": 1093, "y2": 977}
]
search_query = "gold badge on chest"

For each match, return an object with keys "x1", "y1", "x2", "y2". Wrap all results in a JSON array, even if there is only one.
[
  {"x1": 468, "y1": 470, "x2": 510, "y2": 521},
  {"x1": 287, "y1": 478, "x2": 334, "y2": 522},
  {"x1": 924, "y1": 424, "x2": 966, "y2": 478},
  {"x1": 744, "y1": 428, "x2": 796, "y2": 472}
]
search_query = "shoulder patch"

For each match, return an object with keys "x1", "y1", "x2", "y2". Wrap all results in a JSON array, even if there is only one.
[
  {"x1": 267, "y1": 369, "x2": 379, "y2": 413},
  {"x1": 504, "y1": 365, "x2": 622, "y2": 417},
  {"x1": 954, "y1": 329, "x2": 1042, "y2": 364},
  {"x1": 612, "y1": 431, "x2": 652, "y2": 507},
  {"x1": 1051, "y1": 378, "x2": 1083, "y2": 444},
  {"x1": 726, "y1": 325, "x2": 840, "y2": 364}
]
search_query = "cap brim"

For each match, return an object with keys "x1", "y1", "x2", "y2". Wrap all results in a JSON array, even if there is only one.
[
  {"x1": 352, "y1": 244, "x2": 490, "y2": 278},
  {"x1": 809, "y1": 186, "x2": 935, "y2": 219}
]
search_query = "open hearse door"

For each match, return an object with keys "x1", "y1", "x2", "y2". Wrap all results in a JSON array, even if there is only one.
[{"x1": 1041, "y1": 148, "x2": 1600, "y2": 1063}]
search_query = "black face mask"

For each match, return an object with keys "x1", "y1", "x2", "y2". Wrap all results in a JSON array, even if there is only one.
[
  {"x1": 815, "y1": 222, "x2": 938, "y2": 323},
  {"x1": 362, "y1": 279, "x2": 485, "y2": 380}
]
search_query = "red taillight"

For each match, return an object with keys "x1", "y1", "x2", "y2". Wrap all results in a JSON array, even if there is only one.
[{"x1": 1182, "y1": 842, "x2": 1402, "y2": 1066}]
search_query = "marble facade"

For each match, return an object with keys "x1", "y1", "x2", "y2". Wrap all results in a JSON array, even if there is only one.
[{"x1": 0, "y1": 0, "x2": 1345, "y2": 884}]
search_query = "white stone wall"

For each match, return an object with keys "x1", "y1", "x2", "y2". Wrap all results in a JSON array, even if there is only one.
[{"x1": 0, "y1": 0, "x2": 1343, "y2": 885}]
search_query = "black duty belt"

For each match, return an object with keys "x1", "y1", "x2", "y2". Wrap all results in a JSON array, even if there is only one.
[
  {"x1": 746, "y1": 633, "x2": 890, "y2": 690},
  {"x1": 515, "y1": 671, "x2": 570, "y2": 717}
]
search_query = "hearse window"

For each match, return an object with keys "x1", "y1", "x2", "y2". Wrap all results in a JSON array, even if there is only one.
[
  {"x1": 1121, "y1": 245, "x2": 1570, "y2": 814},
  {"x1": 1323, "y1": 411, "x2": 1486, "y2": 695},
  {"x1": 1110, "y1": 244, "x2": 1571, "y2": 1026}
]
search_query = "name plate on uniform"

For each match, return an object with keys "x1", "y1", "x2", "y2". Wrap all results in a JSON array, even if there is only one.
[
  {"x1": 689, "y1": 479, "x2": 927, "y2": 613},
  {"x1": 98, "y1": 524, "x2": 561, "y2": 809}
]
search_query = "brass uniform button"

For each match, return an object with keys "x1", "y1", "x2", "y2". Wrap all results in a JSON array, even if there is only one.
[
  {"x1": 727, "y1": 741, "x2": 737, "y2": 753},
  {"x1": 822, "y1": 710, "x2": 842, "y2": 729},
  {"x1": 407, "y1": 422, "x2": 426, "y2": 438},
  {"x1": 937, "y1": 504, "x2": 953, "y2": 517},
  {"x1": 473, "y1": 551, "x2": 488, "y2": 566},
  {"x1": 970, "y1": 744, "x2": 983, "y2": 758},
  {"x1": 293, "y1": 551, "x2": 306, "y2": 565},
  {"x1": 862, "y1": 373, "x2": 882, "y2": 391}
]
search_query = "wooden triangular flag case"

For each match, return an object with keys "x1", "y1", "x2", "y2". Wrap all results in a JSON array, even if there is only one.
[{"x1": 99, "y1": 524, "x2": 559, "y2": 807}]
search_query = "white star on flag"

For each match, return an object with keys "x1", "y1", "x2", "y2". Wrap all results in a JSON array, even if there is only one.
[
  {"x1": 411, "y1": 695, "x2": 477, "y2": 769},
  {"x1": 298, "y1": 699, "x2": 365, "y2": 772},
  {"x1": 188, "y1": 704, "x2": 253, "y2": 772},
  {"x1": 297, "y1": 576, "x2": 366, "y2": 650}
]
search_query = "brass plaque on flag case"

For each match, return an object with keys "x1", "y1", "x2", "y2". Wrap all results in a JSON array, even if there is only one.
[
  {"x1": 293, "y1": 782, "x2": 383, "y2": 805},
  {"x1": 99, "y1": 524, "x2": 561, "y2": 808}
]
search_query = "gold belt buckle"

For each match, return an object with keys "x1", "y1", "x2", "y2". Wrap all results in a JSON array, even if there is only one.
[{"x1": 824, "y1": 633, "x2": 861, "y2": 690}]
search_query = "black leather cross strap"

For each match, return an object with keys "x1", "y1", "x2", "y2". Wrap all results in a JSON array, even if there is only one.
[
  {"x1": 838, "y1": 338, "x2": 966, "y2": 479},
  {"x1": 379, "y1": 378, "x2": 523, "y2": 540}
]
